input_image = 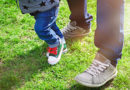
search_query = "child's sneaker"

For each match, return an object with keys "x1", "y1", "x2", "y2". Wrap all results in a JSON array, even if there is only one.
[
  {"x1": 46, "y1": 42, "x2": 67, "y2": 57},
  {"x1": 47, "y1": 42, "x2": 63, "y2": 65}
]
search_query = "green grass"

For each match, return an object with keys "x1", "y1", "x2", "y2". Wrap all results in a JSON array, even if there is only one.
[{"x1": 0, "y1": 0, "x2": 130, "y2": 90}]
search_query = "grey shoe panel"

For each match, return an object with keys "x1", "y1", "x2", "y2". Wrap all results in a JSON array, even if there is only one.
[
  {"x1": 75, "y1": 72, "x2": 93, "y2": 84},
  {"x1": 93, "y1": 64, "x2": 117, "y2": 84}
]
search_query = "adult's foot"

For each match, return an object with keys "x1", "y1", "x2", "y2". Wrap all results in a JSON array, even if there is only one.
[
  {"x1": 75, "y1": 53, "x2": 117, "y2": 87},
  {"x1": 62, "y1": 21, "x2": 91, "y2": 39}
]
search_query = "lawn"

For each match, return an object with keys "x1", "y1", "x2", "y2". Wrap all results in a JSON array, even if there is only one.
[{"x1": 0, "y1": 0, "x2": 129, "y2": 90}]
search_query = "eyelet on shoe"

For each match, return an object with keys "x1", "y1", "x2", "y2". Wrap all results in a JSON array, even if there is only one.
[{"x1": 102, "y1": 67, "x2": 107, "y2": 72}]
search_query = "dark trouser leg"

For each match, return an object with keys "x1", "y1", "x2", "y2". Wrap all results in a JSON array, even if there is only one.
[
  {"x1": 67, "y1": 0, "x2": 93, "y2": 29},
  {"x1": 95, "y1": 0, "x2": 124, "y2": 65}
]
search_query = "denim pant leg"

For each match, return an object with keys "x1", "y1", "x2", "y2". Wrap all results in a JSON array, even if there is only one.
[
  {"x1": 67, "y1": 0, "x2": 93, "y2": 29},
  {"x1": 34, "y1": 8, "x2": 60, "y2": 48},
  {"x1": 95, "y1": 0, "x2": 124, "y2": 63},
  {"x1": 51, "y1": 22, "x2": 64, "y2": 39}
]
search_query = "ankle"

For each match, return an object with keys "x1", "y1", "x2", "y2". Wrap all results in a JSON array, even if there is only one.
[{"x1": 95, "y1": 53, "x2": 117, "y2": 67}]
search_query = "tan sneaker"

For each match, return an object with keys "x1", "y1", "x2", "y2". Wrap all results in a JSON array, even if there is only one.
[
  {"x1": 75, "y1": 53, "x2": 117, "y2": 87},
  {"x1": 62, "y1": 21, "x2": 90, "y2": 39}
]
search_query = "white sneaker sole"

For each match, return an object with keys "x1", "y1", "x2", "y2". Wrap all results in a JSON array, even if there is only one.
[{"x1": 75, "y1": 70, "x2": 117, "y2": 87}]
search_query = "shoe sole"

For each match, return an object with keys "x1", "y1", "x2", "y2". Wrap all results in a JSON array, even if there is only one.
[
  {"x1": 48, "y1": 43, "x2": 64, "y2": 65},
  {"x1": 75, "y1": 70, "x2": 117, "y2": 88}
]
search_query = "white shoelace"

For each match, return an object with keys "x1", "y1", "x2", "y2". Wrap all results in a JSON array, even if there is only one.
[
  {"x1": 62, "y1": 23, "x2": 78, "y2": 33},
  {"x1": 85, "y1": 60, "x2": 109, "y2": 77}
]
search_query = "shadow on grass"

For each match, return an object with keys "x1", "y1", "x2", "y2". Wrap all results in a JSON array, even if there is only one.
[
  {"x1": 0, "y1": 37, "x2": 112, "y2": 90},
  {"x1": 68, "y1": 79, "x2": 114, "y2": 90},
  {"x1": 0, "y1": 43, "x2": 50, "y2": 90},
  {"x1": 0, "y1": 37, "x2": 87, "y2": 90}
]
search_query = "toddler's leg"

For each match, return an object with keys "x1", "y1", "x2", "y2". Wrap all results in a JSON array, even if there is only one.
[
  {"x1": 51, "y1": 22, "x2": 65, "y2": 43},
  {"x1": 51, "y1": 22, "x2": 63, "y2": 38},
  {"x1": 51, "y1": 22, "x2": 67, "y2": 53},
  {"x1": 34, "y1": 8, "x2": 65, "y2": 65},
  {"x1": 34, "y1": 14, "x2": 59, "y2": 48}
]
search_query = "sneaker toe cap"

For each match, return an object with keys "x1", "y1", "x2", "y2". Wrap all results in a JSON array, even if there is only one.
[{"x1": 75, "y1": 72, "x2": 93, "y2": 84}]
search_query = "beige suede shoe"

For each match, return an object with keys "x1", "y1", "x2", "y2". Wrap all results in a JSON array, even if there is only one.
[
  {"x1": 75, "y1": 53, "x2": 117, "y2": 87},
  {"x1": 62, "y1": 21, "x2": 90, "y2": 39}
]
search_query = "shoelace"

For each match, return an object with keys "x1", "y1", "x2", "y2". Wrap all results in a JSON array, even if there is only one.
[
  {"x1": 62, "y1": 23, "x2": 78, "y2": 33},
  {"x1": 47, "y1": 47, "x2": 57, "y2": 55},
  {"x1": 85, "y1": 60, "x2": 109, "y2": 77}
]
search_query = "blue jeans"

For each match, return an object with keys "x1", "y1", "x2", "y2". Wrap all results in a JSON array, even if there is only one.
[
  {"x1": 34, "y1": 7, "x2": 64, "y2": 48},
  {"x1": 67, "y1": 0, "x2": 124, "y2": 63}
]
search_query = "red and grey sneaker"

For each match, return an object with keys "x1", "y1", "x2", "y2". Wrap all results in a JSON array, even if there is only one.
[
  {"x1": 47, "y1": 42, "x2": 64, "y2": 65},
  {"x1": 46, "y1": 42, "x2": 67, "y2": 57}
]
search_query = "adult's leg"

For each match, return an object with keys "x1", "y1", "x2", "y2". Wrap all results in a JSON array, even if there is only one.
[
  {"x1": 67, "y1": 0, "x2": 93, "y2": 28},
  {"x1": 95, "y1": 0, "x2": 124, "y2": 65},
  {"x1": 75, "y1": 0, "x2": 124, "y2": 87}
]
